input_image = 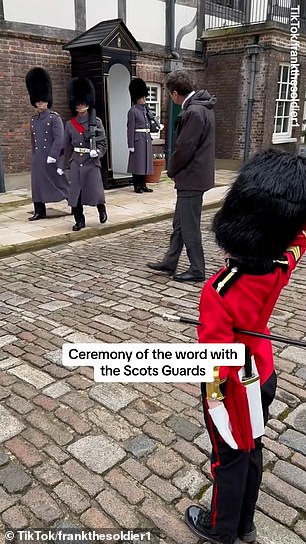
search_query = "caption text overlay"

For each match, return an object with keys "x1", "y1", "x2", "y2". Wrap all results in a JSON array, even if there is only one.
[{"x1": 62, "y1": 343, "x2": 245, "y2": 383}]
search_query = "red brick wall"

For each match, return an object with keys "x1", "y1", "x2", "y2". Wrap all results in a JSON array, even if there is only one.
[
  {"x1": 2, "y1": 28, "x2": 306, "y2": 174},
  {"x1": 261, "y1": 32, "x2": 306, "y2": 153},
  {"x1": 0, "y1": 33, "x2": 71, "y2": 174},
  {"x1": 202, "y1": 29, "x2": 306, "y2": 159}
]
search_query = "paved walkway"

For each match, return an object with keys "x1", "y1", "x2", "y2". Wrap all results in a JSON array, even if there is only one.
[
  {"x1": 0, "y1": 210, "x2": 305, "y2": 543},
  {"x1": 0, "y1": 169, "x2": 305, "y2": 544},
  {"x1": 0, "y1": 171, "x2": 234, "y2": 256}
]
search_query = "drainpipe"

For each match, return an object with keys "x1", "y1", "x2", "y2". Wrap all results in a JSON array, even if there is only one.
[
  {"x1": 244, "y1": 44, "x2": 260, "y2": 163},
  {"x1": 166, "y1": 0, "x2": 181, "y2": 168},
  {"x1": 0, "y1": 144, "x2": 5, "y2": 193}
]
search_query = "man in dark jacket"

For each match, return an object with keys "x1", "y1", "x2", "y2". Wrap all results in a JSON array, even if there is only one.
[{"x1": 147, "y1": 70, "x2": 216, "y2": 282}]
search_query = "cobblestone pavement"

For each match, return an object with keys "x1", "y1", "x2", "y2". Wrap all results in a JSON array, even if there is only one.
[{"x1": 0, "y1": 212, "x2": 305, "y2": 544}]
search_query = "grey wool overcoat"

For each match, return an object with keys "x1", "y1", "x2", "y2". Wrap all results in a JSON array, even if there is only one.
[
  {"x1": 30, "y1": 109, "x2": 69, "y2": 203},
  {"x1": 60, "y1": 113, "x2": 106, "y2": 207},
  {"x1": 127, "y1": 104, "x2": 153, "y2": 175}
]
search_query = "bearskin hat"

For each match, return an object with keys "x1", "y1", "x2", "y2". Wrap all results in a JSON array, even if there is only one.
[
  {"x1": 25, "y1": 67, "x2": 52, "y2": 108},
  {"x1": 213, "y1": 149, "x2": 306, "y2": 271},
  {"x1": 68, "y1": 77, "x2": 95, "y2": 114},
  {"x1": 129, "y1": 78, "x2": 148, "y2": 103}
]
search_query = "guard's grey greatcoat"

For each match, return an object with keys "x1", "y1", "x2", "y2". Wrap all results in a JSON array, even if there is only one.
[
  {"x1": 61, "y1": 113, "x2": 106, "y2": 207},
  {"x1": 127, "y1": 104, "x2": 153, "y2": 175},
  {"x1": 30, "y1": 109, "x2": 69, "y2": 202}
]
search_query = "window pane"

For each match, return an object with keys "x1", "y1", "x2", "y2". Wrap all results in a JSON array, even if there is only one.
[
  {"x1": 282, "y1": 65, "x2": 289, "y2": 81},
  {"x1": 148, "y1": 104, "x2": 158, "y2": 116},
  {"x1": 276, "y1": 102, "x2": 283, "y2": 116},
  {"x1": 283, "y1": 117, "x2": 289, "y2": 133},
  {"x1": 149, "y1": 87, "x2": 158, "y2": 102},
  {"x1": 280, "y1": 84, "x2": 287, "y2": 100},
  {"x1": 284, "y1": 102, "x2": 291, "y2": 117}
]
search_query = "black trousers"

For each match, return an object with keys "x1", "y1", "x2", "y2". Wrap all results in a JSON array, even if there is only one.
[
  {"x1": 132, "y1": 174, "x2": 146, "y2": 191},
  {"x1": 201, "y1": 371, "x2": 277, "y2": 539},
  {"x1": 162, "y1": 190, "x2": 205, "y2": 276},
  {"x1": 72, "y1": 192, "x2": 105, "y2": 223}
]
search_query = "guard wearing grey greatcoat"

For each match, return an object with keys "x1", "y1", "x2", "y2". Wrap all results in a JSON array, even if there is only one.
[
  {"x1": 62, "y1": 114, "x2": 106, "y2": 207},
  {"x1": 59, "y1": 77, "x2": 107, "y2": 231},
  {"x1": 127, "y1": 78, "x2": 153, "y2": 193},
  {"x1": 25, "y1": 67, "x2": 69, "y2": 220}
]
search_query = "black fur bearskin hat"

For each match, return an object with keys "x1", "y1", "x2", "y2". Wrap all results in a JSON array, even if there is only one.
[
  {"x1": 213, "y1": 149, "x2": 306, "y2": 270},
  {"x1": 68, "y1": 77, "x2": 95, "y2": 114},
  {"x1": 25, "y1": 67, "x2": 52, "y2": 108},
  {"x1": 129, "y1": 78, "x2": 148, "y2": 103}
]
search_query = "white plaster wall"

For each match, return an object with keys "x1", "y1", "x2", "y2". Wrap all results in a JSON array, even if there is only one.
[
  {"x1": 3, "y1": 0, "x2": 75, "y2": 29},
  {"x1": 86, "y1": 0, "x2": 118, "y2": 30},
  {"x1": 175, "y1": 4, "x2": 196, "y2": 50},
  {"x1": 126, "y1": 0, "x2": 165, "y2": 45}
]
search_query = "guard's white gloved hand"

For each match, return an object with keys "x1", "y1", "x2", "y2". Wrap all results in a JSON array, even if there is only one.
[
  {"x1": 57, "y1": 168, "x2": 64, "y2": 176},
  {"x1": 90, "y1": 149, "x2": 98, "y2": 158},
  {"x1": 128, "y1": 148, "x2": 135, "y2": 153},
  {"x1": 159, "y1": 124, "x2": 164, "y2": 131},
  {"x1": 208, "y1": 403, "x2": 238, "y2": 449},
  {"x1": 47, "y1": 156, "x2": 56, "y2": 164}
]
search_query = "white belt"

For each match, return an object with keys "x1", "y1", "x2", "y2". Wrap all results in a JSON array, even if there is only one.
[
  {"x1": 74, "y1": 147, "x2": 90, "y2": 153},
  {"x1": 135, "y1": 129, "x2": 150, "y2": 133}
]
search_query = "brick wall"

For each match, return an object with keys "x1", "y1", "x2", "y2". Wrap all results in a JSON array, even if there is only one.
[
  {"x1": 3, "y1": 26, "x2": 306, "y2": 175},
  {"x1": 202, "y1": 28, "x2": 306, "y2": 159},
  {"x1": 201, "y1": 34, "x2": 254, "y2": 159},
  {"x1": 262, "y1": 32, "x2": 306, "y2": 153},
  {"x1": 0, "y1": 33, "x2": 71, "y2": 174}
]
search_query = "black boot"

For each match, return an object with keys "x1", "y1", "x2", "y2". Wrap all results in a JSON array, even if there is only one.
[
  {"x1": 185, "y1": 506, "x2": 240, "y2": 544},
  {"x1": 28, "y1": 202, "x2": 46, "y2": 221},
  {"x1": 72, "y1": 216, "x2": 85, "y2": 231},
  {"x1": 97, "y1": 203, "x2": 107, "y2": 224},
  {"x1": 72, "y1": 204, "x2": 85, "y2": 231},
  {"x1": 132, "y1": 174, "x2": 143, "y2": 193},
  {"x1": 142, "y1": 183, "x2": 153, "y2": 193}
]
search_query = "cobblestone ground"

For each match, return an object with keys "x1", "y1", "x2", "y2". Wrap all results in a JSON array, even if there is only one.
[{"x1": 0, "y1": 212, "x2": 305, "y2": 544}]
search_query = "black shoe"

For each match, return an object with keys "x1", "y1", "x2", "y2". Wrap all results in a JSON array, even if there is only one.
[
  {"x1": 72, "y1": 219, "x2": 85, "y2": 231},
  {"x1": 28, "y1": 213, "x2": 46, "y2": 221},
  {"x1": 239, "y1": 524, "x2": 256, "y2": 543},
  {"x1": 134, "y1": 188, "x2": 143, "y2": 193},
  {"x1": 142, "y1": 186, "x2": 153, "y2": 193},
  {"x1": 147, "y1": 262, "x2": 175, "y2": 275},
  {"x1": 185, "y1": 506, "x2": 240, "y2": 544},
  {"x1": 99, "y1": 211, "x2": 107, "y2": 224},
  {"x1": 173, "y1": 271, "x2": 205, "y2": 282}
]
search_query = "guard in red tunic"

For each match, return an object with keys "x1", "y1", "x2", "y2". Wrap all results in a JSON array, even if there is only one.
[
  {"x1": 58, "y1": 77, "x2": 107, "y2": 231},
  {"x1": 185, "y1": 149, "x2": 306, "y2": 544}
]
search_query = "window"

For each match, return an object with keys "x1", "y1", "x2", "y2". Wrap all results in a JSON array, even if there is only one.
[
  {"x1": 272, "y1": 64, "x2": 296, "y2": 144},
  {"x1": 146, "y1": 83, "x2": 162, "y2": 139}
]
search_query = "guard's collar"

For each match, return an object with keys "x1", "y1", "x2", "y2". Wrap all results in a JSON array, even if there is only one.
[{"x1": 225, "y1": 257, "x2": 287, "y2": 275}]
